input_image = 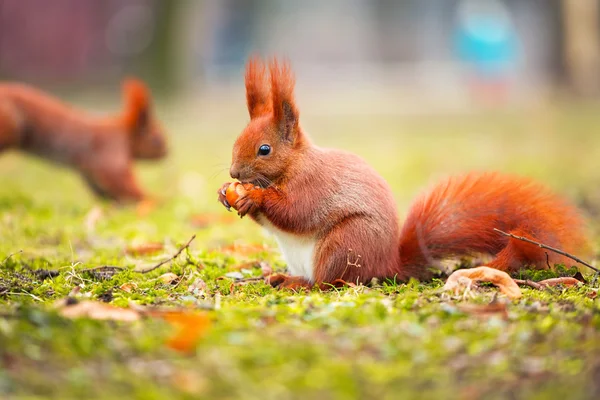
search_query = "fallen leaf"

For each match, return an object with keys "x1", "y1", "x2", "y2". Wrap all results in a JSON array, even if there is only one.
[
  {"x1": 443, "y1": 266, "x2": 522, "y2": 299},
  {"x1": 126, "y1": 243, "x2": 164, "y2": 256},
  {"x1": 188, "y1": 278, "x2": 207, "y2": 293},
  {"x1": 83, "y1": 266, "x2": 124, "y2": 280},
  {"x1": 260, "y1": 262, "x2": 273, "y2": 276},
  {"x1": 158, "y1": 273, "x2": 180, "y2": 284},
  {"x1": 455, "y1": 300, "x2": 508, "y2": 319},
  {"x1": 228, "y1": 261, "x2": 272, "y2": 277},
  {"x1": 68, "y1": 286, "x2": 82, "y2": 297},
  {"x1": 329, "y1": 279, "x2": 357, "y2": 288},
  {"x1": 224, "y1": 271, "x2": 244, "y2": 280},
  {"x1": 120, "y1": 282, "x2": 138, "y2": 293},
  {"x1": 219, "y1": 243, "x2": 270, "y2": 257},
  {"x1": 136, "y1": 199, "x2": 157, "y2": 217},
  {"x1": 537, "y1": 277, "x2": 582, "y2": 288},
  {"x1": 84, "y1": 206, "x2": 103, "y2": 234},
  {"x1": 160, "y1": 311, "x2": 210, "y2": 353},
  {"x1": 59, "y1": 300, "x2": 140, "y2": 321}
]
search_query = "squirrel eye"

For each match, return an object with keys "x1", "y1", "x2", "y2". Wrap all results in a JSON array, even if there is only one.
[{"x1": 258, "y1": 144, "x2": 271, "y2": 156}]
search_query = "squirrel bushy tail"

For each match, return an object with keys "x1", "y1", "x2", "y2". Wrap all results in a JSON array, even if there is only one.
[{"x1": 398, "y1": 172, "x2": 588, "y2": 278}]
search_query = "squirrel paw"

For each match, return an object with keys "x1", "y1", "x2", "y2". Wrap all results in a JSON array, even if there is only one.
[
  {"x1": 217, "y1": 182, "x2": 232, "y2": 211},
  {"x1": 266, "y1": 274, "x2": 312, "y2": 291},
  {"x1": 235, "y1": 193, "x2": 258, "y2": 217}
]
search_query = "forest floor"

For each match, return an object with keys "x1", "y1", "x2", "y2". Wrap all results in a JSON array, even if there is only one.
[{"x1": 1, "y1": 99, "x2": 600, "y2": 399}]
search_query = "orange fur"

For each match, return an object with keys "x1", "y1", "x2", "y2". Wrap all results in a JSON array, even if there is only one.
[
  {"x1": 0, "y1": 78, "x2": 167, "y2": 202},
  {"x1": 245, "y1": 56, "x2": 272, "y2": 119},
  {"x1": 398, "y1": 172, "x2": 588, "y2": 279},
  {"x1": 219, "y1": 56, "x2": 590, "y2": 289}
]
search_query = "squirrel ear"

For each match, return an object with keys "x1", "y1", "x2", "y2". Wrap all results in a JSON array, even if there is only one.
[
  {"x1": 122, "y1": 78, "x2": 151, "y2": 133},
  {"x1": 245, "y1": 56, "x2": 271, "y2": 119},
  {"x1": 269, "y1": 58, "x2": 299, "y2": 143}
]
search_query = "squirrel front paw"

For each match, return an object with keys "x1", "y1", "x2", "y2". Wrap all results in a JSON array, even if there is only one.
[
  {"x1": 217, "y1": 182, "x2": 232, "y2": 211},
  {"x1": 235, "y1": 192, "x2": 259, "y2": 217}
]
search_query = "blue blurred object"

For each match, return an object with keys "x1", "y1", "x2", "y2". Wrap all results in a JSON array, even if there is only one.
[{"x1": 454, "y1": 0, "x2": 518, "y2": 78}]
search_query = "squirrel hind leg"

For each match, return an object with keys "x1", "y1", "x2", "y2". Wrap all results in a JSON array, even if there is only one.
[
  {"x1": 266, "y1": 274, "x2": 312, "y2": 291},
  {"x1": 486, "y1": 229, "x2": 549, "y2": 272}
]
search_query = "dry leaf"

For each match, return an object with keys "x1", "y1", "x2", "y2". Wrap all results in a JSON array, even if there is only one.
[
  {"x1": 84, "y1": 266, "x2": 123, "y2": 280},
  {"x1": 260, "y1": 262, "x2": 273, "y2": 276},
  {"x1": 537, "y1": 277, "x2": 582, "y2": 288},
  {"x1": 160, "y1": 311, "x2": 210, "y2": 353},
  {"x1": 219, "y1": 243, "x2": 270, "y2": 256},
  {"x1": 68, "y1": 286, "x2": 82, "y2": 297},
  {"x1": 158, "y1": 273, "x2": 179, "y2": 284},
  {"x1": 228, "y1": 261, "x2": 272, "y2": 275},
  {"x1": 84, "y1": 206, "x2": 103, "y2": 234},
  {"x1": 456, "y1": 301, "x2": 509, "y2": 319},
  {"x1": 120, "y1": 282, "x2": 138, "y2": 293},
  {"x1": 188, "y1": 278, "x2": 207, "y2": 293},
  {"x1": 126, "y1": 243, "x2": 164, "y2": 256},
  {"x1": 443, "y1": 266, "x2": 522, "y2": 299},
  {"x1": 59, "y1": 300, "x2": 140, "y2": 321},
  {"x1": 136, "y1": 199, "x2": 157, "y2": 217}
]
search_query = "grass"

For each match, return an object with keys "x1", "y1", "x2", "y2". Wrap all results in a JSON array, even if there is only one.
[{"x1": 1, "y1": 98, "x2": 600, "y2": 399}]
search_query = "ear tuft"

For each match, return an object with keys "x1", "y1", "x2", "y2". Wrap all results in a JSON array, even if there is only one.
[
  {"x1": 269, "y1": 58, "x2": 298, "y2": 143},
  {"x1": 122, "y1": 77, "x2": 151, "y2": 133},
  {"x1": 245, "y1": 56, "x2": 272, "y2": 119}
]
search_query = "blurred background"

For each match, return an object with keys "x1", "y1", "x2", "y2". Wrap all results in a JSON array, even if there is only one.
[
  {"x1": 2, "y1": 0, "x2": 599, "y2": 106},
  {"x1": 1, "y1": 0, "x2": 600, "y2": 232}
]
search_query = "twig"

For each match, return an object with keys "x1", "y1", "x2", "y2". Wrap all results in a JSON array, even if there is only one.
[
  {"x1": 1, "y1": 250, "x2": 23, "y2": 267},
  {"x1": 135, "y1": 235, "x2": 196, "y2": 274},
  {"x1": 494, "y1": 228, "x2": 599, "y2": 273},
  {"x1": 514, "y1": 279, "x2": 545, "y2": 290}
]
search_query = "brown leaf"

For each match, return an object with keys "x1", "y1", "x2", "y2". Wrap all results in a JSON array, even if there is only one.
[
  {"x1": 443, "y1": 266, "x2": 522, "y2": 299},
  {"x1": 158, "y1": 273, "x2": 179, "y2": 284},
  {"x1": 136, "y1": 199, "x2": 157, "y2": 217},
  {"x1": 218, "y1": 243, "x2": 270, "y2": 257},
  {"x1": 59, "y1": 300, "x2": 140, "y2": 321},
  {"x1": 84, "y1": 206, "x2": 103, "y2": 234},
  {"x1": 160, "y1": 311, "x2": 210, "y2": 353},
  {"x1": 456, "y1": 301, "x2": 509, "y2": 319},
  {"x1": 126, "y1": 243, "x2": 164, "y2": 256},
  {"x1": 229, "y1": 261, "x2": 272, "y2": 276},
  {"x1": 188, "y1": 278, "x2": 207, "y2": 293},
  {"x1": 330, "y1": 279, "x2": 357, "y2": 288},
  {"x1": 120, "y1": 282, "x2": 138, "y2": 293}
]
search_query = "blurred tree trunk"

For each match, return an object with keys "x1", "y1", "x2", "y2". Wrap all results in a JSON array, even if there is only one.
[
  {"x1": 561, "y1": 0, "x2": 600, "y2": 96},
  {"x1": 139, "y1": 0, "x2": 180, "y2": 95}
]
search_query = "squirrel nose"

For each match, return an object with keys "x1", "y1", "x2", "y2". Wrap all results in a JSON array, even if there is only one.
[{"x1": 230, "y1": 166, "x2": 241, "y2": 180}]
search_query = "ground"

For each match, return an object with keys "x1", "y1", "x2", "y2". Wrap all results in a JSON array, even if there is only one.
[{"x1": 1, "y1": 98, "x2": 600, "y2": 399}]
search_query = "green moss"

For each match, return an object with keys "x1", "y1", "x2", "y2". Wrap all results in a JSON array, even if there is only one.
[{"x1": 2, "y1": 104, "x2": 600, "y2": 399}]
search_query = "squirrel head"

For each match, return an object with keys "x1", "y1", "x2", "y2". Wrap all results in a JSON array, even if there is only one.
[
  {"x1": 230, "y1": 57, "x2": 309, "y2": 187},
  {"x1": 122, "y1": 78, "x2": 168, "y2": 160}
]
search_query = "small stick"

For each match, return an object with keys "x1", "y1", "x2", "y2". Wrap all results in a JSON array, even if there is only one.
[
  {"x1": 513, "y1": 279, "x2": 545, "y2": 290},
  {"x1": 1, "y1": 250, "x2": 23, "y2": 267},
  {"x1": 136, "y1": 235, "x2": 196, "y2": 274},
  {"x1": 494, "y1": 228, "x2": 599, "y2": 273}
]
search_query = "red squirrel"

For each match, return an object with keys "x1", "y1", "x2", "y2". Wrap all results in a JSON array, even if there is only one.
[
  {"x1": 218, "y1": 57, "x2": 588, "y2": 290},
  {"x1": 0, "y1": 79, "x2": 167, "y2": 202}
]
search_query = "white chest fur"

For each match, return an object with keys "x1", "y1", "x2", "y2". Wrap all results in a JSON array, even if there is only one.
[{"x1": 258, "y1": 216, "x2": 317, "y2": 281}]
